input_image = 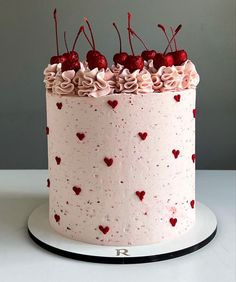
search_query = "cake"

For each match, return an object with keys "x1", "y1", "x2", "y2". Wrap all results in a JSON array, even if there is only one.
[{"x1": 44, "y1": 10, "x2": 199, "y2": 246}]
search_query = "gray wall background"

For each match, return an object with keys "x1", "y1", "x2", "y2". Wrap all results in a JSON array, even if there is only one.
[{"x1": 0, "y1": 0, "x2": 235, "y2": 169}]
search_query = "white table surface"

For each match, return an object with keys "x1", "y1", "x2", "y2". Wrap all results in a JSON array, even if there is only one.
[{"x1": 0, "y1": 170, "x2": 235, "y2": 282}]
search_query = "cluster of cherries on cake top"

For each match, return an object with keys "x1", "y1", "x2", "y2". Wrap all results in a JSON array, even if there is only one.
[{"x1": 50, "y1": 10, "x2": 188, "y2": 73}]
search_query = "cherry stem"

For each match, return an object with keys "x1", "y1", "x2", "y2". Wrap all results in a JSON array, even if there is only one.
[
  {"x1": 128, "y1": 12, "x2": 135, "y2": 56},
  {"x1": 170, "y1": 26, "x2": 177, "y2": 51},
  {"x1": 84, "y1": 18, "x2": 96, "y2": 50},
  {"x1": 53, "y1": 9, "x2": 59, "y2": 56},
  {"x1": 72, "y1": 26, "x2": 84, "y2": 52},
  {"x1": 82, "y1": 29, "x2": 93, "y2": 49},
  {"x1": 157, "y1": 24, "x2": 173, "y2": 52},
  {"x1": 164, "y1": 24, "x2": 182, "y2": 54},
  {"x1": 129, "y1": 28, "x2": 148, "y2": 50},
  {"x1": 113, "y1": 22, "x2": 122, "y2": 53},
  {"x1": 64, "y1": 31, "x2": 69, "y2": 53}
]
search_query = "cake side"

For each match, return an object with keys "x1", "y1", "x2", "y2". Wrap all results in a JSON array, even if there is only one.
[{"x1": 47, "y1": 90, "x2": 196, "y2": 246}]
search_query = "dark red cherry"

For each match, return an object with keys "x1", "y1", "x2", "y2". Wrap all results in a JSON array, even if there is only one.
[
  {"x1": 124, "y1": 55, "x2": 144, "y2": 73},
  {"x1": 141, "y1": 50, "x2": 157, "y2": 61},
  {"x1": 113, "y1": 52, "x2": 128, "y2": 65},
  {"x1": 88, "y1": 54, "x2": 107, "y2": 70},
  {"x1": 173, "y1": 50, "x2": 188, "y2": 65},
  {"x1": 86, "y1": 50, "x2": 101, "y2": 61},
  {"x1": 61, "y1": 60, "x2": 81, "y2": 72},
  {"x1": 153, "y1": 53, "x2": 174, "y2": 70}
]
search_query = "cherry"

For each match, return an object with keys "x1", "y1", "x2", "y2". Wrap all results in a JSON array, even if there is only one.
[
  {"x1": 112, "y1": 22, "x2": 128, "y2": 65},
  {"x1": 124, "y1": 12, "x2": 144, "y2": 72},
  {"x1": 83, "y1": 18, "x2": 108, "y2": 70},
  {"x1": 153, "y1": 53, "x2": 174, "y2": 69},
  {"x1": 128, "y1": 27, "x2": 156, "y2": 61},
  {"x1": 169, "y1": 26, "x2": 188, "y2": 65}
]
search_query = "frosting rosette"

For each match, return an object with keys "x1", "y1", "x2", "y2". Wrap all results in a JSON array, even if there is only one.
[
  {"x1": 73, "y1": 65, "x2": 115, "y2": 97},
  {"x1": 52, "y1": 70, "x2": 75, "y2": 96},
  {"x1": 43, "y1": 64, "x2": 60, "y2": 94},
  {"x1": 115, "y1": 68, "x2": 154, "y2": 94}
]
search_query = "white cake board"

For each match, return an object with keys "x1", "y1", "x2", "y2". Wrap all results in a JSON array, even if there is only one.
[{"x1": 28, "y1": 202, "x2": 217, "y2": 264}]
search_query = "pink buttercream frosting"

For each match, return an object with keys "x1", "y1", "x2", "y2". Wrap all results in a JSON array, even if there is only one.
[
  {"x1": 43, "y1": 64, "x2": 60, "y2": 94},
  {"x1": 115, "y1": 68, "x2": 154, "y2": 94},
  {"x1": 52, "y1": 70, "x2": 76, "y2": 96}
]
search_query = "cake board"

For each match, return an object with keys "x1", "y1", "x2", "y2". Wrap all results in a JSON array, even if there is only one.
[{"x1": 28, "y1": 202, "x2": 217, "y2": 264}]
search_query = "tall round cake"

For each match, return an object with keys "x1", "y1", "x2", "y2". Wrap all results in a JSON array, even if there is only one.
[{"x1": 44, "y1": 12, "x2": 199, "y2": 246}]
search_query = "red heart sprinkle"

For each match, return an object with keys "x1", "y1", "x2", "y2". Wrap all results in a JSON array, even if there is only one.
[
  {"x1": 174, "y1": 95, "x2": 181, "y2": 102},
  {"x1": 107, "y1": 100, "x2": 118, "y2": 109},
  {"x1": 190, "y1": 200, "x2": 195, "y2": 209},
  {"x1": 73, "y1": 186, "x2": 81, "y2": 195},
  {"x1": 193, "y1": 109, "x2": 197, "y2": 118},
  {"x1": 99, "y1": 225, "x2": 109, "y2": 234},
  {"x1": 192, "y1": 154, "x2": 196, "y2": 163},
  {"x1": 104, "y1": 157, "x2": 113, "y2": 167},
  {"x1": 76, "y1": 132, "x2": 85, "y2": 141},
  {"x1": 56, "y1": 102, "x2": 63, "y2": 109},
  {"x1": 169, "y1": 218, "x2": 177, "y2": 227},
  {"x1": 138, "y1": 132, "x2": 148, "y2": 140},
  {"x1": 136, "y1": 191, "x2": 146, "y2": 201},
  {"x1": 54, "y1": 214, "x2": 60, "y2": 223},
  {"x1": 47, "y1": 178, "x2": 50, "y2": 188},
  {"x1": 55, "y1": 156, "x2": 61, "y2": 165},
  {"x1": 172, "y1": 149, "x2": 180, "y2": 159},
  {"x1": 46, "y1": 126, "x2": 49, "y2": 135}
]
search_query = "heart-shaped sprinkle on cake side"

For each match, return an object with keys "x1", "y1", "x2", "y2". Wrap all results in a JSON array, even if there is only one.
[
  {"x1": 138, "y1": 132, "x2": 148, "y2": 140},
  {"x1": 104, "y1": 157, "x2": 113, "y2": 167},
  {"x1": 73, "y1": 186, "x2": 81, "y2": 195},
  {"x1": 107, "y1": 100, "x2": 118, "y2": 109},
  {"x1": 47, "y1": 178, "x2": 50, "y2": 188},
  {"x1": 193, "y1": 109, "x2": 197, "y2": 118},
  {"x1": 55, "y1": 156, "x2": 61, "y2": 165},
  {"x1": 192, "y1": 154, "x2": 196, "y2": 163},
  {"x1": 190, "y1": 200, "x2": 195, "y2": 209},
  {"x1": 99, "y1": 225, "x2": 110, "y2": 234},
  {"x1": 46, "y1": 126, "x2": 49, "y2": 135},
  {"x1": 54, "y1": 214, "x2": 60, "y2": 223},
  {"x1": 169, "y1": 217, "x2": 177, "y2": 227},
  {"x1": 76, "y1": 132, "x2": 85, "y2": 141},
  {"x1": 174, "y1": 95, "x2": 181, "y2": 102},
  {"x1": 136, "y1": 190, "x2": 146, "y2": 201},
  {"x1": 172, "y1": 149, "x2": 180, "y2": 159},
  {"x1": 56, "y1": 102, "x2": 63, "y2": 109}
]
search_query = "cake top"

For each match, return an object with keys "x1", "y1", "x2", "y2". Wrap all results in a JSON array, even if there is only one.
[{"x1": 44, "y1": 9, "x2": 199, "y2": 96}]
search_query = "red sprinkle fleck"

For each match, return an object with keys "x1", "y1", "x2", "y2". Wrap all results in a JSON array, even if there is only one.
[
  {"x1": 76, "y1": 132, "x2": 85, "y2": 141},
  {"x1": 192, "y1": 154, "x2": 196, "y2": 163},
  {"x1": 190, "y1": 200, "x2": 195, "y2": 209},
  {"x1": 136, "y1": 190, "x2": 145, "y2": 201},
  {"x1": 54, "y1": 214, "x2": 60, "y2": 223},
  {"x1": 104, "y1": 157, "x2": 113, "y2": 167},
  {"x1": 172, "y1": 149, "x2": 180, "y2": 159},
  {"x1": 56, "y1": 102, "x2": 63, "y2": 109},
  {"x1": 55, "y1": 156, "x2": 61, "y2": 165},
  {"x1": 169, "y1": 218, "x2": 177, "y2": 227},
  {"x1": 73, "y1": 186, "x2": 81, "y2": 195},
  {"x1": 99, "y1": 225, "x2": 109, "y2": 234},
  {"x1": 107, "y1": 100, "x2": 118, "y2": 109},
  {"x1": 138, "y1": 132, "x2": 148, "y2": 140},
  {"x1": 174, "y1": 95, "x2": 181, "y2": 102},
  {"x1": 193, "y1": 109, "x2": 197, "y2": 118},
  {"x1": 47, "y1": 178, "x2": 50, "y2": 188}
]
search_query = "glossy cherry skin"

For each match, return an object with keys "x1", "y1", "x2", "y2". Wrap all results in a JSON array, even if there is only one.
[
  {"x1": 113, "y1": 52, "x2": 128, "y2": 65},
  {"x1": 63, "y1": 51, "x2": 79, "y2": 61},
  {"x1": 88, "y1": 54, "x2": 108, "y2": 70},
  {"x1": 86, "y1": 50, "x2": 101, "y2": 62},
  {"x1": 172, "y1": 50, "x2": 188, "y2": 65},
  {"x1": 61, "y1": 60, "x2": 80, "y2": 72},
  {"x1": 153, "y1": 53, "x2": 174, "y2": 70},
  {"x1": 124, "y1": 55, "x2": 144, "y2": 73},
  {"x1": 50, "y1": 55, "x2": 67, "y2": 65},
  {"x1": 141, "y1": 50, "x2": 157, "y2": 61}
]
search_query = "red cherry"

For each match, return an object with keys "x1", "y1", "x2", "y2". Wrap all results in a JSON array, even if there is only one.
[
  {"x1": 173, "y1": 50, "x2": 188, "y2": 65},
  {"x1": 88, "y1": 54, "x2": 107, "y2": 70},
  {"x1": 50, "y1": 55, "x2": 66, "y2": 64},
  {"x1": 124, "y1": 55, "x2": 144, "y2": 73},
  {"x1": 141, "y1": 50, "x2": 156, "y2": 61},
  {"x1": 153, "y1": 53, "x2": 174, "y2": 70},
  {"x1": 113, "y1": 52, "x2": 128, "y2": 65},
  {"x1": 61, "y1": 60, "x2": 80, "y2": 72},
  {"x1": 86, "y1": 50, "x2": 101, "y2": 61}
]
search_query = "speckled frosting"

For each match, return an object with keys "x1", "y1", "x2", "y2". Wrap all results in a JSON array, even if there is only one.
[{"x1": 46, "y1": 89, "x2": 196, "y2": 246}]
